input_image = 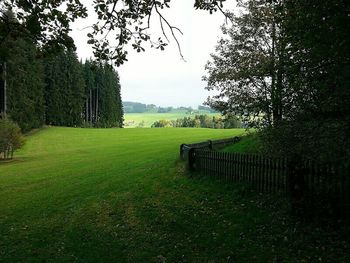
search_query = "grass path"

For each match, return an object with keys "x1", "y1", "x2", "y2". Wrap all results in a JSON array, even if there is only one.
[{"x1": 0, "y1": 127, "x2": 349, "y2": 262}]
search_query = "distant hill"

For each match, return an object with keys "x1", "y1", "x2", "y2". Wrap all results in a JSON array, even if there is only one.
[{"x1": 123, "y1": 101, "x2": 218, "y2": 114}]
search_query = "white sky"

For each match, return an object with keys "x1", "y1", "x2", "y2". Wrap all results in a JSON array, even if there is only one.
[{"x1": 70, "y1": 1, "x2": 235, "y2": 108}]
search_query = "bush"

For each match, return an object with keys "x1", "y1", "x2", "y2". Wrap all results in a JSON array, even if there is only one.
[
  {"x1": 259, "y1": 119, "x2": 350, "y2": 165},
  {"x1": 0, "y1": 117, "x2": 25, "y2": 160},
  {"x1": 151, "y1": 119, "x2": 173, "y2": 128}
]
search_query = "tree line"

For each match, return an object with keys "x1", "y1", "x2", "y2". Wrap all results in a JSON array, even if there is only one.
[
  {"x1": 0, "y1": 10, "x2": 123, "y2": 132},
  {"x1": 123, "y1": 102, "x2": 157, "y2": 113},
  {"x1": 123, "y1": 102, "x2": 217, "y2": 114},
  {"x1": 151, "y1": 114, "x2": 241, "y2": 129}
]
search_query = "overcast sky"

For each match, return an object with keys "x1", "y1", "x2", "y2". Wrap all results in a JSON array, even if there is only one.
[{"x1": 70, "y1": 1, "x2": 235, "y2": 108}]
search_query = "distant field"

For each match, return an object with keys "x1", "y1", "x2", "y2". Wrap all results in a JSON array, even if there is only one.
[
  {"x1": 1, "y1": 127, "x2": 349, "y2": 262},
  {"x1": 124, "y1": 110, "x2": 219, "y2": 127}
]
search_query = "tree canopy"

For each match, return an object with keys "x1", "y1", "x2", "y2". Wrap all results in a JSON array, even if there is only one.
[
  {"x1": 204, "y1": 0, "x2": 289, "y2": 127},
  {"x1": 0, "y1": 0, "x2": 227, "y2": 65}
]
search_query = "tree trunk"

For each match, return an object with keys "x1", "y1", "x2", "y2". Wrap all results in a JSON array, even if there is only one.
[
  {"x1": 95, "y1": 88, "x2": 99, "y2": 123},
  {"x1": 270, "y1": 16, "x2": 279, "y2": 125},
  {"x1": 3, "y1": 62, "x2": 7, "y2": 117},
  {"x1": 275, "y1": 59, "x2": 284, "y2": 123},
  {"x1": 85, "y1": 98, "x2": 88, "y2": 123},
  {"x1": 5, "y1": 147, "x2": 8, "y2": 160},
  {"x1": 89, "y1": 89, "x2": 92, "y2": 125}
]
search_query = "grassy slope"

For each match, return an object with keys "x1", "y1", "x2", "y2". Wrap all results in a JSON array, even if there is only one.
[
  {"x1": 124, "y1": 110, "x2": 219, "y2": 127},
  {"x1": 0, "y1": 127, "x2": 349, "y2": 262},
  {"x1": 222, "y1": 135, "x2": 261, "y2": 154}
]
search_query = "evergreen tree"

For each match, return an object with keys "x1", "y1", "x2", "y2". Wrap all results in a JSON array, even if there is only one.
[
  {"x1": 6, "y1": 38, "x2": 45, "y2": 131},
  {"x1": 1, "y1": 9, "x2": 45, "y2": 132},
  {"x1": 65, "y1": 51, "x2": 85, "y2": 126},
  {"x1": 44, "y1": 54, "x2": 62, "y2": 125},
  {"x1": 83, "y1": 60, "x2": 95, "y2": 125},
  {"x1": 114, "y1": 69, "x2": 124, "y2": 127},
  {"x1": 83, "y1": 60, "x2": 123, "y2": 128},
  {"x1": 44, "y1": 50, "x2": 85, "y2": 126},
  {"x1": 98, "y1": 64, "x2": 123, "y2": 127}
]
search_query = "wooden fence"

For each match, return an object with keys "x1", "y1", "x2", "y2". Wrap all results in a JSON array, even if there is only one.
[
  {"x1": 180, "y1": 136, "x2": 241, "y2": 161},
  {"x1": 194, "y1": 150, "x2": 289, "y2": 194},
  {"x1": 180, "y1": 139, "x2": 350, "y2": 211}
]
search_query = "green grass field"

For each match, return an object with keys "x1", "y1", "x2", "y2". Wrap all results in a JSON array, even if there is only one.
[
  {"x1": 124, "y1": 110, "x2": 219, "y2": 127},
  {"x1": 1, "y1": 127, "x2": 349, "y2": 262}
]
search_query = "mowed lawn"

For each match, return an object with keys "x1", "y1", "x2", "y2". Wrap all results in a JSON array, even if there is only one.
[{"x1": 0, "y1": 127, "x2": 349, "y2": 262}]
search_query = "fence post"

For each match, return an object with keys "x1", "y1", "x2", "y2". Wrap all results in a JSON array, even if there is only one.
[
  {"x1": 234, "y1": 136, "x2": 240, "y2": 143},
  {"x1": 180, "y1": 144, "x2": 185, "y2": 160},
  {"x1": 208, "y1": 140, "x2": 213, "y2": 150},
  {"x1": 188, "y1": 148, "x2": 196, "y2": 172},
  {"x1": 287, "y1": 156, "x2": 305, "y2": 216}
]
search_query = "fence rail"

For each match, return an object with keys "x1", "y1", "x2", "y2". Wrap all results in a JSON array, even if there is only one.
[
  {"x1": 180, "y1": 136, "x2": 240, "y2": 161},
  {"x1": 180, "y1": 138, "x2": 350, "y2": 211}
]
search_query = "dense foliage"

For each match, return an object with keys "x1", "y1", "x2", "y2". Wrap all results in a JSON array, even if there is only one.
[
  {"x1": 0, "y1": 9, "x2": 45, "y2": 132},
  {"x1": 0, "y1": 1, "x2": 87, "y2": 55},
  {"x1": 0, "y1": 116, "x2": 24, "y2": 160},
  {"x1": 283, "y1": 0, "x2": 350, "y2": 121},
  {"x1": 44, "y1": 50, "x2": 85, "y2": 127},
  {"x1": 273, "y1": 0, "x2": 350, "y2": 163},
  {"x1": 205, "y1": 0, "x2": 350, "y2": 163},
  {"x1": 6, "y1": 37, "x2": 46, "y2": 131},
  {"x1": 45, "y1": 55, "x2": 123, "y2": 128}
]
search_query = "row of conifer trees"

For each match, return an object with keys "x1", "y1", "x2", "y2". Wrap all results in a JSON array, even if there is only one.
[
  {"x1": 0, "y1": 26, "x2": 123, "y2": 132},
  {"x1": 44, "y1": 51, "x2": 124, "y2": 129}
]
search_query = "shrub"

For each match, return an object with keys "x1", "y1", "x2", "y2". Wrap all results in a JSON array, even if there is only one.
[
  {"x1": 259, "y1": 119, "x2": 350, "y2": 165},
  {"x1": 151, "y1": 119, "x2": 173, "y2": 128},
  {"x1": 0, "y1": 117, "x2": 25, "y2": 160}
]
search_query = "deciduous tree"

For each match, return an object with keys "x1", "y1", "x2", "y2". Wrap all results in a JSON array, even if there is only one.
[{"x1": 204, "y1": 0, "x2": 288, "y2": 127}]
